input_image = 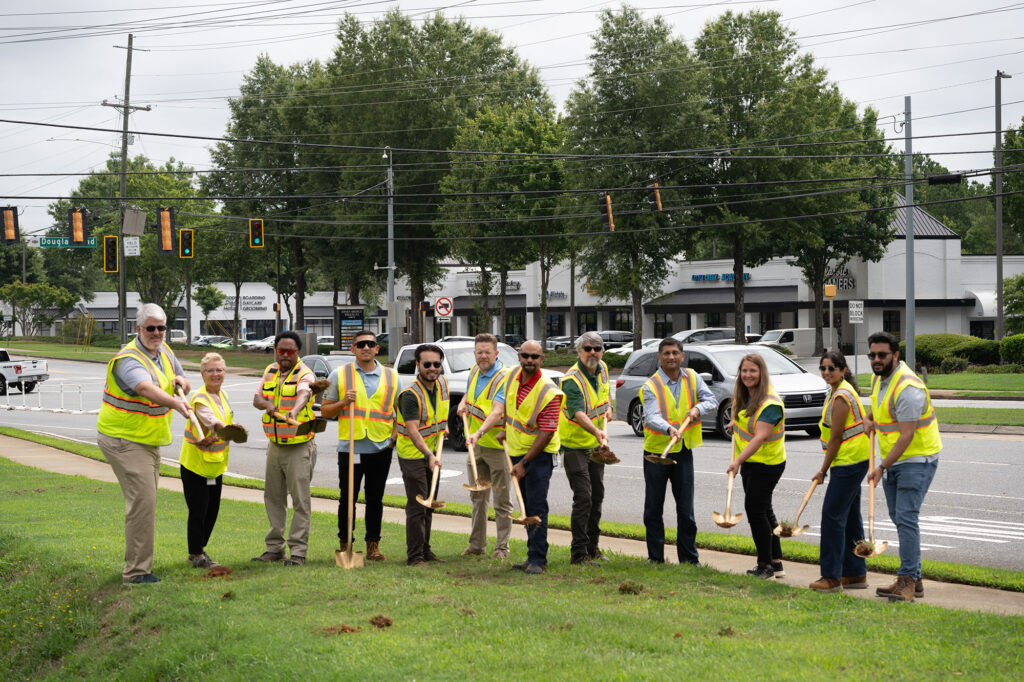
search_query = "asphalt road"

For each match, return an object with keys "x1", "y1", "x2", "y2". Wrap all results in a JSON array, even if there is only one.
[{"x1": 4, "y1": 357, "x2": 1022, "y2": 571}]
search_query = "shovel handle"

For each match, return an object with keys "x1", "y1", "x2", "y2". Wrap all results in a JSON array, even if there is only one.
[
  {"x1": 346, "y1": 404, "x2": 356, "y2": 546},
  {"x1": 792, "y1": 479, "x2": 819, "y2": 526},
  {"x1": 868, "y1": 436, "x2": 877, "y2": 542},
  {"x1": 724, "y1": 470, "x2": 737, "y2": 517},
  {"x1": 462, "y1": 414, "x2": 481, "y2": 481},
  {"x1": 502, "y1": 439, "x2": 529, "y2": 517},
  {"x1": 176, "y1": 388, "x2": 206, "y2": 437},
  {"x1": 272, "y1": 410, "x2": 300, "y2": 426}
]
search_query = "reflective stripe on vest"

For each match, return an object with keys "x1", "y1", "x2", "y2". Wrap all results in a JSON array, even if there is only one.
[
  {"x1": 558, "y1": 361, "x2": 610, "y2": 450},
  {"x1": 818, "y1": 380, "x2": 869, "y2": 466},
  {"x1": 96, "y1": 339, "x2": 177, "y2": 446},
  {"x1": 180, "y1": 387, "x2": 232, "y2": 478},
  {"x1": 466, "y1": 364, "x2": 509, "y2": 450},
  {"x1": 396, "y1": 376, "x2": 450, "y2": 459},
  {"x1": 870, "y1": 361, "x2": 942, "y2": 461},
  {"x1": 732, "y1": 393, "x2": 786, "y2": 465},
  {"x1": 260, "y1": 362, "x2": 316, "y2": 444},
  {"x1": 336, "y1": 362, "x2": 397, "y2": 443},
  {"x1": 503, "y1": 368, "x2": 561, "y2": 456},
  {"x1": 639, "y1": 369, "x2": 702, "y2": 454}
]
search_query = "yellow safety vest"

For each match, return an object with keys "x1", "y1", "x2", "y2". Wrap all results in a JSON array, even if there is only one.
[
  {"x1": 396, "y1": 376, "x2": 450, "y2": 459},
  {"x1": 819, "y1": 380, "x2": 869, "y2": 467},
  {"x1": 870, "y1": 361, "x2": 942, "y2": 461},
  {"x1": 466, "y1": 363, "x2": 509, "y2": 450},
  {"x1": 97, "y1": 339, "x2": 177, "y2": 446},
  {"x1": 558, "y1": 361, "x2": 610, "y2": 450},
  {"x1": 732, "y1": 392, "x2": 786, "y2": 465},
  {"x1": 335, "y1": 362, "x2": 398, "y2": 444},
  {"x1": 179, "y1": 387, "x2": 233, "y2": 479},
  {"x1": 504, "y1": 368, "x2": 562, "y2": 457},
  {"x1": 260, "y1": 361, "x2": 316, "y2": 444},
  {"x1": 639, "y1": 369, "x2": 703, "y2": 454}
]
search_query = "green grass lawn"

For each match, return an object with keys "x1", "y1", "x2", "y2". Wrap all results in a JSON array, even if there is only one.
[
  {"x1": 935, "y1": 407, "x2": 1024, "y2": 427},
  {"x1": 5, "y1": 341, "x2": 271, "y2": 371},
  {"x1": 2, "y1": 457, "x2": 1022, "y2": 680},
  {"x1": 856, "y1": 372, "x2": 1024, "y2": 395}
]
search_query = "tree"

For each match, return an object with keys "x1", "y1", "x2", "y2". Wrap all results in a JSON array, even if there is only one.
[
  {"x1": 0, "y1": 282, "x2": 78, "y2": 337},
  {"x1": 1004, "y1": 273, "x2": 1024, "y2": 335},
  {"x1": 999, "y1": 119, "x2": 1024, "y2": 253},
  {"x1": 0, "y1": 239, "x2": 45, "y2": 286},
  {"x1": 563, "y1": 7, "x2": 710, "y2": 349},
  {"x1": 193, "y1": 284, "x2": 226, "y2": 335}
]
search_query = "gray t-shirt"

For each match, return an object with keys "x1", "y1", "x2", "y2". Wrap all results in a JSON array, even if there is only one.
[{"x1": 112, "y1": 345, "x2": 185, "y2": 396}]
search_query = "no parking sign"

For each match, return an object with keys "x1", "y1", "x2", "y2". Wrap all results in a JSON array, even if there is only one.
[{"x1": 435, "y1": 297, "x2": 453, "y2": 321}]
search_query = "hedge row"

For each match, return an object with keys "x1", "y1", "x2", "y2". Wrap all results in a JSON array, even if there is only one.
[{"x1": 896, "y1": 333, "x2": 1024, "y2": 367}]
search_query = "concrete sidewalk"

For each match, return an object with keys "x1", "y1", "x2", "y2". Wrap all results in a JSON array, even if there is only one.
[{"x1": 3, "y1": 434, "x2": 1023, "y2": 617}]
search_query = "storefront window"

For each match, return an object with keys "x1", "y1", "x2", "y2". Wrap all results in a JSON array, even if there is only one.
[
  {"x1": 504, "y1": 312, "x2": 525, "y2": 337},
  {"x1": 760, "y1": 312, "x2": 780, "y2": 333},
  {"x1": 653, "y1": 313, "x2": 671, "y2": 338},
  {"x1": 577, "y1": 312, "x2": 596, "y2": 333},
  {"x1": 705, "y1": 311, "x2": 724, "y2": 327},
  {"x1": 970, "y1": 320, "x2": 995, "y2": 340},
  {"x1": 882, "y1": 310, "x2": 901, "y2": 340},
  {"x1": 545, "y1": 313, "x2": 564, "y2": 337},
  {"x1": 609, "y1": 308, "x2": 632, "y2": 331}
]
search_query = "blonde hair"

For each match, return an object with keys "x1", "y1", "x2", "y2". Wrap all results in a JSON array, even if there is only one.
[
  {"x1": 200, "y1": 352, "x2": 225, "y2": 371},
  {"x1": 731, "y1": 353, "x2": 771, "y2": 417}
]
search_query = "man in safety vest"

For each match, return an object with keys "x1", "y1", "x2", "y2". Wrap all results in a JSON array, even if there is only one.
[
  {"x1": 865, "y1": 331, "x2": 941, "y2": 602},
  {"x1": 498, "y1": 339, "x2": 562, "y2": 575},
  {"x1": 558, "y1": 331, "x2": 613, "y2": 566},
  {"x1": 97, "y1": 303, "x2": 192, "y2": 586},
  {"x1": 639, "y1": 338, "x2": 718, "y2": 565},
  {"x1": 321, "y1": 329, "x2": 398, "y2": 561},
  {"x1": 251, "y1": 331, "x2": 318, "y2": 567},
  {"x1": 396, "y1": 344, "x2": 450, "y2": 566},
  {"x1": 457, "y1": 333, "x2": 512, "y2": 559}
]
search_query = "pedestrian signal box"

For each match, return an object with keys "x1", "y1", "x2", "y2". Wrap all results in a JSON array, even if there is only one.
[
  {"x1": 1, "y1": 207, "x2": 18, "y2": 244},
  {"x1": 179, "y1": 228, "x2": 194, "y2": 258},
  {"x1": 103, "y1": 236, "x2": 119, "y2": 273},
  {"x1": 599, "y1": 194, "x2": 614, "y2": 232},
  {"x1": 647, "y1": 182, "x2": 662, "y2": 212},
  {"x1": 68, "y1": 208, "x2": 88, "y2": 245},
  {"x1": 249, "y1": 218, "x2": 264, "y2": 248},
  {"x1": 158, "y1": 208, "x2": 176, "y2": 254}
]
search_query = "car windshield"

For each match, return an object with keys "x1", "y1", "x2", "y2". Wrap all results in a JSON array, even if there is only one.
[
  {"x1": 710, "y1": 347, "x2": 802, "y2": 375},
  {"x1": 760, "y1": 330, "x2": 783, "y2": 343},
  {"x1": 444, "y1": 346, "x2": 519, "y2": 373}
]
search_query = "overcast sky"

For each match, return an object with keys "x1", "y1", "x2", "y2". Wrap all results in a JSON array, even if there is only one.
[{"x1": 1, "y1": 0, "x2": 1022, "y2": 236}]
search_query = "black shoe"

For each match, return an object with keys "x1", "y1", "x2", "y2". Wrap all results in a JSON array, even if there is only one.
[
  {"x1": 251, "y1": 550, "x2": 285, "y2": 563},
  {"x1": 123, "y1": 573, "x2": 160, "y2": 586},
  {"x1": 511, "y1": 562, "x2": 528, "y2": 571},
  {"x1": 771, "y1": 561, "x2": 785, "y2": 578},
  {"x1": 589, "y1": 549, "x2": 610, "y2": 562},
  {"x1": 647, "y1": 558, "x2": 664, "y2": 565},
  {"x1": 283, "y1": 556, "x2": 305, "y2": 566},
  {"x1": 746, "y1": 564, "x2": 775, "y2": 580},
  {"x1": 424, "y1": 552, "x2": 446, "y2": 563},
  {"x1": 570, "y1": 554, "x2": 596, "y2": 566},
  {"x1": 189, "y1": 553, "x2": 214, "y2": 569},
  {"x1": 524, "y1": 564, "x2": 544, "y2": 575}
]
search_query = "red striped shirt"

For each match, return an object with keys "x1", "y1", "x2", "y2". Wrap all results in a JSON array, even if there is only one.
[{"x1": 517, "y1": 369, "x2": 559, "y2": 433}]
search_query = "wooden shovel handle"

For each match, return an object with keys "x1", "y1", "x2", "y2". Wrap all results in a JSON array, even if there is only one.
[
  {"x1": 176, "y1": 387, "x2": 206, "y2": 437},
  {"x1": 272, "y1": 410, "x2": 300, "y2": 426},
  {"x1": 502, "y1": 439, "x2": 529, "y2": 516},
  {"x1": 792, "y1": 479, "x2": 819, "y2": 526},
  {"x1": 724, "y1": 470, "x2": 737, "y2": 517},
  {"x1": 462, "y1": 413, "x2": 481, "y2": 481}
]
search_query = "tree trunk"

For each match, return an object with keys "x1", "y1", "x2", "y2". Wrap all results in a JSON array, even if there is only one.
[
  {"x1": 569, "y1": 243, "x2": 577, "y2": 339},
  {"x1": 812, "y1": 258, "x2": 826, "y2": 355},
  {"x1": 630, "y1": 251, "x2": 642, "y2": 350},
  {"x1": 411, "y1": 277, "x2": 424, "y2": 344},
  {"x1": 733, "y1": 236, "x2": 745, "y2": 343}
]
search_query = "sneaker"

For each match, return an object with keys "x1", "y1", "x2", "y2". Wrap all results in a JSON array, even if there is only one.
[
  {"x1": 424, "y1": 552, "x2": 446, "y2": 563},
  {"x1": 461, "y1": 547, "x2": 485, "y2": 556},
  {"x1": 876, "y1": 577, "x2": 924, "y2": 599},
  {"x1": 647, "y1": 558, "x2": 664, "y2": 565},
  {"x1": 123, "y1": 573, "x2": 160, "y2": 586},
  {"x1": 189, "y1": 553, "x2": 214, "y2": 569},
  {"x1": 283, "y1": 556, "x2": 305, "y2": 566},
  {"x1": 771, "y1": 561, "x2": 786, "y2": 578},
  {"x1": 590, "y1": 549, "x2": 610, "y2": 562},
  {"x1": 746, "y1": 564, "x2": 775, "y2": 580},
  {"x1": 840, "y1": 575, "x2": 868, "y2": 590},
  {"x1": 886, "y1": 574, "x2": 917, "y2": 602},
  {"x1": 251, "y1": 550, "x2": 284, "y2": 563},
  {"x1": 407, "y1": 559, "x2": 428, "y2": 567},
  {"x1": 809, "y1": 577, "x2": 843, "y2": 593},
  {"x1": 492, "y1": 549, "x2": 509, "y2": 559},
  {"x1": 570, "y1": 554, "x2": 596, "y2": 566},
  {"x1": 524, "y1": 564, "x2": 545, "y2": 575},
  {"x1": 511, "y1": 562, "x2": 528, "y2": 571}
]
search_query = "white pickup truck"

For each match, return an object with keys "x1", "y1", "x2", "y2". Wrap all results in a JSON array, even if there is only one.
[{"x1": 0, "y1": 349, "x2": 49, "y2": 395}]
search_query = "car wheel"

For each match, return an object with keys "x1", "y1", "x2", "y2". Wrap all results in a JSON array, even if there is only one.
[
  {"x1": 448, "y1": 408, "x2": 467, "y2": 452},
  {"x1": 0, "y1": 376, "x2": 6, "y2": 396},
  {"x1": 805, "y1": 426, "x2": 821, "y2": 438},
  {"x1": 628, "y1": 399, "x2": 644, "y2": 437},
  {"x1": 716, "y1": 399, "x2": 733, "y2": 439},
  {"x1": 22, "y1": 381, "x2": 35, "y2": 394}
]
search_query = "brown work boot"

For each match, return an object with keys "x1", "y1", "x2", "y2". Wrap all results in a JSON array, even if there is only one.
[
  {"x1": 809, "y1": 577, "x2": 842, "y2": 593},
  {"x1": 337, "y1": 542, "x2": 350, "y2": 554},
  {"x1": 840, "y1": 575, "x2": 868, "y2": 590},
  {"x1": 460, "y1": 547, "x2": 485, "y2": 556},
  {"x1": 886, "y1": 574, "x2": 917, "y2": 602},
  {"x1": 876, "y1": 576, "x2": 924, "y2": 598},
  {"x1": 251, "y1": 550, "x2": 285, "y2": 563},
  {"x1": 366, "y1": 541, "x2": 385, "y2": 562}
]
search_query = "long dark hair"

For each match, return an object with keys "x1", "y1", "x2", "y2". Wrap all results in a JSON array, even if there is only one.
[{"x1": 820, "y1": 349, "x2": 857, "y2": 392}]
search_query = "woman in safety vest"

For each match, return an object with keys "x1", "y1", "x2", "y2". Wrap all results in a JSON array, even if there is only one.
[
  {"x1": 179, "y1": 353, "x2": 234, "y2": 569},
  {"x1": 809, "y1": 351, "x2": 869, "y2": 592},
  {"x1": 726, "y1": 353, "x2": 786, "y2": 580}
]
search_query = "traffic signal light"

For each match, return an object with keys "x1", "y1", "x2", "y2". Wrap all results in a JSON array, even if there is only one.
[
  {"x1": 68, "y1": 208, "x2": 88, "y2": 245},
  {"x1": 599, "y1": 194, "x2": 614, "y2": 232},
  {"x1": 249, "y1": 218, "x2": 264, "y2": 248},
  {"x1": 647, "y1": 182, "x2": 662, "y2": 211},
  {"x1": 179, "y1": 229, "x2": 194, "y2": 258},
  {"x1": 1, "y1": 207, "x2": 18, "y2": 244},
  {"x1": 157, "y1": 207, "x2": 176, "y2": 254},
  {"x1": 103, "y1": 236, "x2": 119, "y2": 273}
]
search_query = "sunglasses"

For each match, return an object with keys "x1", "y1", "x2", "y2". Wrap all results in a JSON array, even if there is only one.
[
  {"x1": 354, "y1": 340, "x2": 377, "y2": 349},
  {"x1": 581, "y1": 345, "x2": 603, "y2": 353},
  {"x1": 867, "y1": 351, "x2": 892, "y2": 360},
  {"x1": 819, "y1": 365, "x2": 838, "y2": 372},
  {"x1": 420, "y1": 361, "x2": 442, "y2": 369},
  {"x1": 275, "y1": 348, "x2": 297, "y2": 356},
  {"x1": 519, "y1": 353, "x2": 541, "y2": 360},
  {"x1": 143, "y1": 325, "x2": 167, "y2": 332}
]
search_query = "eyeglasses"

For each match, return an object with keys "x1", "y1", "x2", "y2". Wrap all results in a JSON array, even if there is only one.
[
  {"x1": 143, "y1": 325, "x2": 167, "y2": 332},
  {"x1": 581, "y1": 345, "x2": 603, "y2": 353},
  {"x1": 519, "y1": 353, "x2": 541, "y2": 360},
  {"x1": 354, "y1": 340, "x2": 377, "y2": 349},
  {"x1": 420, "y1": 361, "x2": 442, "y2": 369},
  {"x1": 867, "y1": 351, "x2": 892, "y2": 360},
  {"x1": 275, "y1": 348, "x2": 297, "y2": 356},
  {"x1": 819, "y1": 365, "x2": 838, "y2": 372}
]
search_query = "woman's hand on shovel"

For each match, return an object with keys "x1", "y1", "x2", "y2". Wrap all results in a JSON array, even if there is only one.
[{"x1": 726, "y1": 459, "x2": 741, "y2": 477}]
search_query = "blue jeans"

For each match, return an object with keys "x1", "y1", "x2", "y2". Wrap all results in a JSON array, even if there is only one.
[
  {"x1": 643, "y1": 448, "x2": 698, "y2": 564},
  {"x1": 882, "y1": 458, "x2": 939, "y2": 579},
  {"x1": 512, "y1": 452, "x2": 553, "y2": 567},
  {"x1": 819, "y1": 460, "x2": 868, "y2": 579}
]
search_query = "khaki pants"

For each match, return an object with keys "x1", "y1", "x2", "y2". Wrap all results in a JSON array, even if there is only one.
[
  {"x1": 466, "y1": 445, "x2": 513, "y2": 553},
  {"x1": 263, "y1": 439, "x2": 318, "y2": 558},
  {"x1": 98, "y1": 433, "x2": 161, "y2": 581}
]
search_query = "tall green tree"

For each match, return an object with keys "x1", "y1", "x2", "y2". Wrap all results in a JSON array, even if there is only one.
[
  {"x1": 193, "y1": 284, "x2": 226, "y2": 335},
  {"x1": 999, "y1": 119, "x2": 1024, "y2": 253},
  {"x1": 0, "y1": 282, "x2": 78, "y2": 336},
  {"x1": 0, "y1": 239, "x2": 45, "y2": 286}
]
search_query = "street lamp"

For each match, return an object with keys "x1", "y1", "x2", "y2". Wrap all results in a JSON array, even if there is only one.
[{"x1": 996, "y1": 69, "x2": 1012, "y2": 340}]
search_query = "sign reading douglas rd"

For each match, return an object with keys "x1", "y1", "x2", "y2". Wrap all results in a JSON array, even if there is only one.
[{"x1": 39, "y1": 236, "x2": 97, "y2": 248}]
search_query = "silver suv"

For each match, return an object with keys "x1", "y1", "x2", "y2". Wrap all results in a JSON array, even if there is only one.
[{"x1": 614, "y1": 344, "x2": 828, "y2": 438}]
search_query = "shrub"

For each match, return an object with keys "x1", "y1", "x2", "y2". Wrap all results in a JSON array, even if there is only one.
[
  {"x1": 899, "y1": 334, "x2": 999, "y2": 368},
  {"x1": 969, "y1": 363, "x2": 1024, "y2": 374},
  {"x1": 939, "y1": 356, "x2": 969, "y2": 374},
  {"x1": 947, "y1": 338, "x2": 1000, "y2": 366},
  {"x1": 1000, "y1": 334, "x2": 1024, "y2": 365}
]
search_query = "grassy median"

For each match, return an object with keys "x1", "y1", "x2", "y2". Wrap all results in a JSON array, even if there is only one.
[{"x1": 2, "y1": 456, "x2": 1023, "y2": 680}]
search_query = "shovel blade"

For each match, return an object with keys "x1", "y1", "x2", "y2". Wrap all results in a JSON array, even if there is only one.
[
  {"x1": 335, "y1": 549, "x2": 364, "y2": 569},
  {"x1": 790, "y1": 524, "x2": 810, "y2": 537},
  {"x1": 511, "y1": 514, "x2": 541, "y2": 526},
  {"x1": 463, "y1": 483, "x2": 490, "y2": 492},
  {"x1": 415, "y1": 494, "x2": 433, "y2": 508},
  {"x1": 712, "y1": 512, "x2": 740, "y2": 529},
  {"x1": 644, "y1": 454, "x2": 675, "y2": 465}
]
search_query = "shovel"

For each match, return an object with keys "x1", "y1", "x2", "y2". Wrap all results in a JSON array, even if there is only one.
[
  {"x1": 335, "y1": 404, "x2": 364, "y2": 569},
  {"x1": 643, "y1": 417, "x2": 690, "y2": 465},
  {"x1": 713, "y1": 442, "x2": 744, "y2": 528},
  {"x1": 855, "y1": 437, "x2": 889, "y2": 558},
  {"x1": 176, "y1": 388, "x2": 206, "y2": 437},
  {"x1": 272, "y1": 411, "x2": 327, "y2": 436},
  {"x1": 774, "y1": 480, "x2": 819, "y2": 537},
  {"x1": 501, "y1": 439, "x2": 540, "y2": 526},
  {"x1": 416, "y1": 433, "x2": 446, "y2": 509},
  {"x1": 215, "y1": 424, "x2": 248, "y2": 443},
  {"x1": 461, "y1": 414, "x2": 491, "y2": 493},
  {"x1": 589, "y1": 417, "x2": 620, "y2": 464}
]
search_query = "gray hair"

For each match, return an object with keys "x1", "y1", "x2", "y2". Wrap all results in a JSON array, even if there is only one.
[
  {"x1": 135, "y1": 303, "x2": 167, "y2": 327},
  {"x1": 200, "y1": 352, "x2": 225, "y2": 371},
  {"x1": 576, "y1": 331, "x2": 604, "y2": 350}
]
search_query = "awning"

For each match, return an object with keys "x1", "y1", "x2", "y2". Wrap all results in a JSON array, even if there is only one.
[{"x1": 965, "y1": 289, "x2": 997, "y2": 317}]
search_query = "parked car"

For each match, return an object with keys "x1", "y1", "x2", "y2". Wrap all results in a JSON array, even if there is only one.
[
  {"x1": 545, "y1": 335, "x2": 573, "y2": 351},
  {"x1": 242, "y1": 335, "x2": 276, "y2": 352},
  {"x1": 755, "y1": 328, "x2": 817, "y2": 357},
  {"x1": 208, "y1": 336, "x2": 242, "y2": 350},
  {"x1": 191, "y1": 335, "x2": 217, "y2": 346},
  {"x1": 673, "y1": 327, "x2": 761, "y2": 345},
  {"x1": 614, "y1": 344, "x2": 828, "y2": 439},
  {"x1": 393, "y1": 340, "x2": 563, "y2": 451},
  {"x1": 301, "y1": 353, "x2": 357, "y2": 415},
  {"x1": 317, "y1": 335, "x2": 336, "y2": 349},
  {"x1": 501, "y1": 333, "x2": 525, "y2": 349},
  {"x1": 592, "y1": 330, "x2": 634, "y2": 349},
  {"x1": 605, "y1": 337, "x2": 661, "y2": 356},
  {"x1": 438, "y1": 336, "x2": 475, "y2": 343},
  {"x1": 0, "y1": 349, "x2": 49, "y2": 395},
  {"x1": 168, "y1": 329, "x2": 188, "y2": 344}
]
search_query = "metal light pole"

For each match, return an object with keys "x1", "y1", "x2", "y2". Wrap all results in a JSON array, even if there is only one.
[
  {"x1": 996, "y1": 70, "x2": 1013, "y2": 340},
  {"x1": 904, "y1": 96, "x2": 916, "y2": 370},
  {"x1": 385, "y1": 147, "x2": 397, "y2": 364}
]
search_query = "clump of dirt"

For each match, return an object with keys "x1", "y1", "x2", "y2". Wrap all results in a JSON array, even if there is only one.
[
  {"x1": 208, "y1": 565, "x2": 233, "y2": 578},
  {"x1": 370, "y1": 615, "x2": 393, "y2": 629},
  {"x1": 221, "y1": 590, "x2": 234, "y2": 600},
  {"x1": 589, "y1": 445, "x2": 620, "y2": 464},
  {"x1": 458, "y1": 607, "x2": 476, "y2": 616},
  {"x1": 776, "y1": 521, "x2": 794, "y2": 537},
  {"x1": 618, "y1": 580, "x2": 643, "y2": 595},
  {"x1": 718, "y1": 626, "x2": 735, "y2": 637},
  {"x1": 853, "y1": 540, "x2": 874, "y2": 558},
  {"x1": 322, "y1": 624, "x2": 361, "y2": 634},
  {"x1": 674, "y1": 632, "x2": 683, "y2": 639}
]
